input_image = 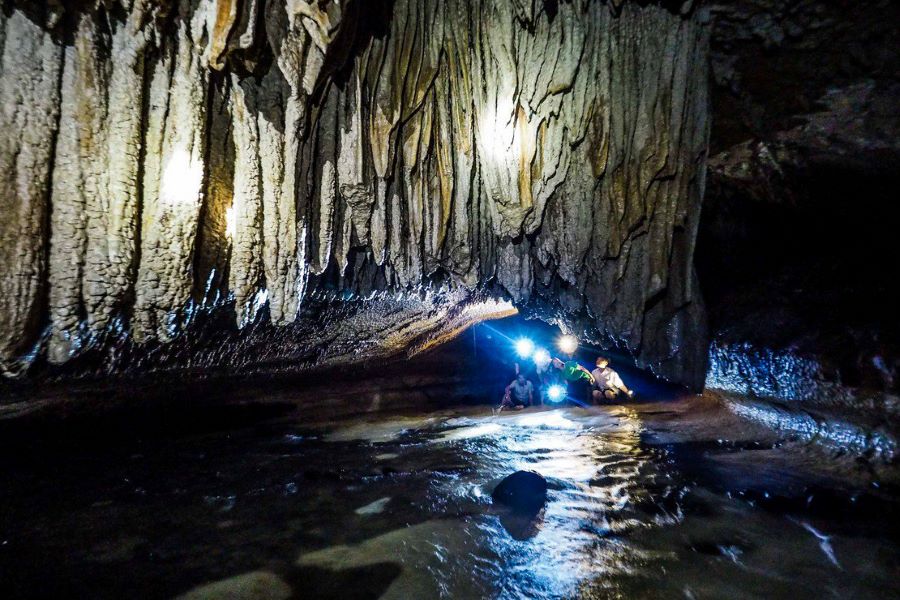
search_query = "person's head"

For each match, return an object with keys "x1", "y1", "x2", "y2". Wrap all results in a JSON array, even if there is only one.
[
  {"x1": 595, "y1": 356, "x2": 609, "y2": 369},
  {"x1": 551, "y1": 358, "x2": 564, "y2": 369},
  {"x1": 516, "y1": 373, "x2": 526, "y2": 384}
]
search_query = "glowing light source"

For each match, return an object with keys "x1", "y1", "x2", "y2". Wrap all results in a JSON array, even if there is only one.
[
  {"x1": 557, "y1": 335, "x2": 578, "y2": 355},
  {"x1": 515, "y1": 338, "x2": 535, "y2": 358},
  {"x1": 532, "y1": 347, "x2": 551, "y2": 367},
  {"x1": 161, "y1": 148, "x2": 203, "y2": 207},
  {"x1": 546, "y1": 384, "x2": 566, "y2": 403},
  {"x1": 225, "y1": 206, "x2": 236, "y2": 240}
]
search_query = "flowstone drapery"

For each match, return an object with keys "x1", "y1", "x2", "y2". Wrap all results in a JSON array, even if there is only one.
[{"x1": 0, "y1": 1, "x2": 710, "y2": 387}]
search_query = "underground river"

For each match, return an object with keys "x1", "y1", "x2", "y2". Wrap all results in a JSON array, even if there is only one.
[{"x1": 1, "y1": 392, "x2": 897, "y2": 599}]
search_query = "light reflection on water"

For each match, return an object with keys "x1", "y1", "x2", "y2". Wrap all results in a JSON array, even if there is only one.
[
  {"x1": 298, "y1": 407, "x2": 898, "y2": 600},
  {"x1": 2, "y1": 404, "x2": 897, "y2": 599},
  {"x1": 297, "y1": 407, "x2": 673, "y2": 599},
  {"x1": 446, "y1": 409, "x2": 662, "y2": 599}
]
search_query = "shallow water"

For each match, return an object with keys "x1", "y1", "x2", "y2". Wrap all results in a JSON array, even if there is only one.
[{"x1": 1, "y1": 402, "x2": 897, "y2": 599}]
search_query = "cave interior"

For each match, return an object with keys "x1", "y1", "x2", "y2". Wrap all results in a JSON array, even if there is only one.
[{"x1": 1, "y1": 0, "x2": 899, "y2": 598}]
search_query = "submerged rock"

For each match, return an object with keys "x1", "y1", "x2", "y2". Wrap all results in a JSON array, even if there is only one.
[
  {"x1": 355, "y1": 497, "x2": 392, "y2": 516},
  {"x1": 174, "y1": 571, "x2": 292, "y2": 600},
  {"x1": 492, "y1": 470, "x2": 548, "y2": 513}
]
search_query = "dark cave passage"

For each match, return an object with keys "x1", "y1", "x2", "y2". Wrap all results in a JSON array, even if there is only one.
[
  {"x1": 0, "y1": 313, "x2": 673, "y2": 440},
  {"x1": 700, "y1": 164, "x2": 900, "y2": 363},
  {"x1": 698, "y1": 158, "x2": 900, "y2": 429}
]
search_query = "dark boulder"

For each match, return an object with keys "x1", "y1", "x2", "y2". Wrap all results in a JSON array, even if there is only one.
[{"x1": 491, "y1": 470, "x2": 548, "y2": 513}]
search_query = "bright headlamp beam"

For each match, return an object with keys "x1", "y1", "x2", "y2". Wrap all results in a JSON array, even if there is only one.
[
  {"x1": 532, "y1": 348, "x2": 551, "y2": 366},
  {"x1": 557, "y1": 335, "x2": 578, "y2": 354},
  {"x1": 546, "y1": 384, "x2": 566, "y2": 403},
  {"x1": 515, "y1": 338, "x2": 535, "y2": 358}
]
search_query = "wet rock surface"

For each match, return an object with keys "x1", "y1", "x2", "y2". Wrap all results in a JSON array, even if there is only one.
[
  {"x1": 175, "y1": 571, "x2": 292, "y2": 600},
  {"x1": 491, "y1": 470, "x2": 548, "y2": 514},
  {"x1": 708, "y1": 0, "x2": 900, "y2": 156},
  {"x1": 694, "y1": 0, "x2": 900, "y2": 423},
  {"x1": 0, "y1": 320, "x2": 513, "y2": 421},
  {"x1": 0, "y1": 392, "x2": 896, "y2": 599},
  {"x1": 0, "y1": 290, "x2": 516, "y2": 395},
  {"x1": 698, "y1": 154, "x2": 900, "y2": 428}
]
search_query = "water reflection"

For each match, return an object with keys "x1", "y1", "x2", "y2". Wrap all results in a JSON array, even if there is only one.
[
  {"x1": 449, "y1": 408, "x2": 659, "y2": 599},
  {"x1": 497, "y1": 508, "x2": 544, "y2": 541},
  {"x1": 2, "y1": 403, "x2": 897, "y2": 600},
  {"x1": 289, "y1": 407, "x2": 663, "y2": 599}
]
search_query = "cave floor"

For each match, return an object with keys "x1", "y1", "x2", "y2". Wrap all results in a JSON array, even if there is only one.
[{"x1": 0, "y1": 394, "x2": 898, "y2": 599}]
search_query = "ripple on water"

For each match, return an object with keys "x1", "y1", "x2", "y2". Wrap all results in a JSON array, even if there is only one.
[
  {"x1": 3, "y1": 404, "x2": 896, "y2": 600},
  {"x1": 298, "y1": 407, "x2": 674, "y2": 598}
]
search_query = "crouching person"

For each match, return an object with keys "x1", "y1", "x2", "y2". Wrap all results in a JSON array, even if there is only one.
[
  {"x1": 494, "y1": 374, "x2": 534, "y2": 415},
  {"x1": 591, "y1": 357, "x2": 634, "y2": 403}
]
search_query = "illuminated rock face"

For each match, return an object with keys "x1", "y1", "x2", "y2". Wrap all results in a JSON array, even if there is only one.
[{"x1": 0, "y1": 1, "x2": 710, "y2": 387}]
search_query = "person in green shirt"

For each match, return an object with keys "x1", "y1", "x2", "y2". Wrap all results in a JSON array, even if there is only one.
[{"x1": 551, "y1": 358, "x2": 595, "y2": 385}]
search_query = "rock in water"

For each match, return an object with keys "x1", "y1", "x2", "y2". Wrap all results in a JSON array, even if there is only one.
[
  {"x1": 175, "y1": 571, "x2": 292, "y2": 600},
  {"x1": 492, "y1": 471, "x2": 548, "y2": 513}
]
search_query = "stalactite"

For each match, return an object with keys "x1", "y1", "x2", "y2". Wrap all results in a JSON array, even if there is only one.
[
  {"x1": 0, "y1": 9, "x2": 63, "y2": 375},
  {"x1": 46, "y1": 5, "x2": 152, "y2": 363},
  {"x1": 0, "y1": 0, "x2": 711, "y2": 388},
  {"x1": 228, "y1": 76, "x2": 265, "y2": 327},
  {"x1": 134, "y1": 13, "x2": 211, "y2": 342}
]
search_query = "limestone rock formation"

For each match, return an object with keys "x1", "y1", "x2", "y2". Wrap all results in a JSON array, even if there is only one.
[{"x1": 0, "y1": 0, "x2": 711, "y2": 388}]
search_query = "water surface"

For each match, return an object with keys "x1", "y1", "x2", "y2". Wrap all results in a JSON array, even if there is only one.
[{"x1": 1, "y1": 400, "x2": 897, "y2": 599}]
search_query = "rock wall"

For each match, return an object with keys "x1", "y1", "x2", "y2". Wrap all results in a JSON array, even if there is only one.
[
  {"x1": 0, "y1": 0, "x2": 710, "y2": 387},
  {"x1": 698, "y1": 0, "x2": 900, "y2": 421}
]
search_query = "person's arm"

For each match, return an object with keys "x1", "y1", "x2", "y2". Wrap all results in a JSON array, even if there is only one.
[
  {"x1": 612, "y1": 372, "x2": 633, "y2": 396},
  {"x1": 576, "y1": 364, "x2": 596, "y2": 384}
]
